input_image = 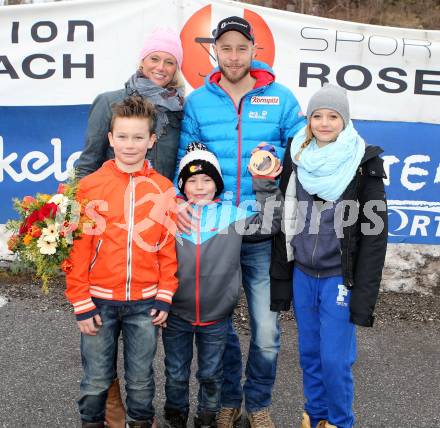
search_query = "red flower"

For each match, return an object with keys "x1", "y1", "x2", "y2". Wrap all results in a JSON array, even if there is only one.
[
  {"x1": 7, "y1": 235, "x2": 19, "y2": 252},
  {"x1": 28, "y1": 225, "x2": 42, "y2": 238},
  {"x1": 61, "y1": 259, "x2": 73, "y2": 273},
  {"x1": 57, "y1": 183, "x2": 67, "y2": 194},
  {"x1": 19, "y1": 210, "x2": 40, "y2": 235},
  {"x1": 37, "y1": 203, "x2": 58, "y2": 221},
  {"x1": 19, "y1": 203, "x2": 58, "y2": 235}
]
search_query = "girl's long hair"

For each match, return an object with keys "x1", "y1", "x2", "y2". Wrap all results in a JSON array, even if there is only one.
[{"x1": 294, "y1": 122, "x2": 314, "y2": 162}]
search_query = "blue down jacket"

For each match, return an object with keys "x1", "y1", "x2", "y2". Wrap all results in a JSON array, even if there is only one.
[{"x1": 178, "y1": 60, "x2": 306, "y2": 206}]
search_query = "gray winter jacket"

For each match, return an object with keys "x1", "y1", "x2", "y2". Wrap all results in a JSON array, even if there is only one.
[
  {"x1": 173, "y1": 178, "x2": 283, "y2": 324},
  {"x1": 75, "y1": 88, "x2": 182, "y2": 180}
]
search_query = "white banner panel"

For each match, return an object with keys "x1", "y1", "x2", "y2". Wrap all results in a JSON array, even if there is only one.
[{"x1": 0, "y1": 0, "x2": 439, "y2": 247}]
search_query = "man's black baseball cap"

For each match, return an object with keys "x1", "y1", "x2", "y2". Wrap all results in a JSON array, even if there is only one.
[{"x1": 212, "y1": 16, "x2": 255, "y2": 43}]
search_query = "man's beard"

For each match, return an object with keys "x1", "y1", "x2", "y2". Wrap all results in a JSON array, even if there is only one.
[{"x1": 218, "y1": 62, "x2": 251, "y2": 84}]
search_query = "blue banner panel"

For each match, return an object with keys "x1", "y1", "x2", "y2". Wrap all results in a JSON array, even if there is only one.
[
  {"x1": 0, "y1": 105, "x2": 88, "y2": 221},
  {"x1": 1, "y1": 109, "x2": 439, "y2": 244},
  {"x1": 355, "y1": 120, "x2": 440, "y2": 244}
]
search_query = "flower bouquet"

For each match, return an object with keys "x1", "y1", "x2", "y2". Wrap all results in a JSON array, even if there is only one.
[{"x1": 6, "y1": 177, "x2": 83, "y2": 292}]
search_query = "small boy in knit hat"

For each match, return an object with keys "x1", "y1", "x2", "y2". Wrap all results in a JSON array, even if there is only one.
[{"x1": 162, "y1": 142, "x2": 283, "y2": 428}]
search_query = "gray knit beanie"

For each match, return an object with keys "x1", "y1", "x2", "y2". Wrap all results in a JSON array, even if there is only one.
[{"x1": 306, "y1": 83, "x2": 350, "y2": 127}]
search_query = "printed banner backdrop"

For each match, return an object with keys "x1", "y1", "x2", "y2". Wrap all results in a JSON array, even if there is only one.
[{"x1": 0, "y1": 0, "x2": 439, "y2": 247}]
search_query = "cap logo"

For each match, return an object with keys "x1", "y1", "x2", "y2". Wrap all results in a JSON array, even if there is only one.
[
  {"x1": 189, "y1": 164, "x2": 203, "y2": 173},
  {"x1": 221, "y1": 20, "x2": 248, "y2": 29}
]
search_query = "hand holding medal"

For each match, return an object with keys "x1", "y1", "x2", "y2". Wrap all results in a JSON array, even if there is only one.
[{"x1": 248, "y1": 143, "x2": 282, "y2": 178}]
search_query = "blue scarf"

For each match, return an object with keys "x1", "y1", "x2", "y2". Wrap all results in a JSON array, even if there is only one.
[{"x1": 290, "y1": 121, "x2": 366, "y2": 201}]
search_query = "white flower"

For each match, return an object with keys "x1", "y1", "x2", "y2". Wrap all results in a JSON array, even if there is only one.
[
  {"x1": 37, "y1": 236, "x2": 57, "y2": 255},
  {"x1": 64, "y1": 233, "x2": 73, "y2": 245},
  {"x1": 41, "y1": 224, "x2": 59, "y2": 243},
  {"x1": 49, "y1": 193, "x2": 66, "y2": 205},
  {"x1": 49, "y1": 193, "x2": 69, "y2": 214}
]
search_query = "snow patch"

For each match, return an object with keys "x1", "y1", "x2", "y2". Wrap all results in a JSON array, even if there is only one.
[{"x1": 0, "y1": 296, "x2": 8, "y2": 308}]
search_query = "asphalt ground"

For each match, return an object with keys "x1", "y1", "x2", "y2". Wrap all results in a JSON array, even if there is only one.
[{"x1": 0, "y1": 287, "x2": 439, "y2": 428}]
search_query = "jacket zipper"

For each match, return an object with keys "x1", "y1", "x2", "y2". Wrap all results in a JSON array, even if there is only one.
[
  {"x1": 88, "y1": 239, "x2": 102, "y2": 272},
  {"x1": 221, "y1": 89, "x2": 244, "y2": 206},
  {"x1": 236, "y1": 100, "x2": 244, "y2": 206},
  {"x1": 345, "y1": 172, "x2": 360, "y2": 287},
  {"x1": 310, "y1": 207, "x2": 320, "y2": 275},
  {"x1": 195, "y1": 206, "x2": 202, "y2": 324},
  {"x1": 126, "y1": 175, "x2": 135, "y2": 300}
]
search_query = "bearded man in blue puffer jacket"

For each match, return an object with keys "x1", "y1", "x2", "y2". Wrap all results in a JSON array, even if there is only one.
[{"x1": 176, "y1": 16, "x2": 306, "y2": 428}]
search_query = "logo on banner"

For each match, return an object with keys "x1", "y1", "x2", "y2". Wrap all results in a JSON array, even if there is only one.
[
  {"x1": 250, "y1": 96, "x2": 280, "y2": 105},
  {"x1": 388, "y1": 201, "x2": 440, "y2": 242},
  {"x1": 180, "y1": 5, "x2": 275, "y2": 89},
  {"x1": 0, "y1": 136, "x2": 80, "y2": 182}
]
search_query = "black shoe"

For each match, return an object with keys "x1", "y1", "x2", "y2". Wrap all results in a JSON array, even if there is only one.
[
  {"x1": 82, "y1": 423, "x2": 105, "y2": 428},
  {"x1": 164, "y1": 407, "x2": 188, "y2": 428},
  {"x1": 194, "y1": 411, "x2": 216, "y2": 428}
]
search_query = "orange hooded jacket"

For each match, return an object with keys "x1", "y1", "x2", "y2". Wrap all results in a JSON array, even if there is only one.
[{"x1": 65, "y1": 160, "x2": 178, "y2": 320}]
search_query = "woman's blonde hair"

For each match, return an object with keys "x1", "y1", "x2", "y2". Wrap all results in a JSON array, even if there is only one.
[
  {"x1": 295, "y1": 122, "x2": 314, "y2": 162},
  {"x1": 168, "y1": 68, "x2": 186, "y2": 92}
]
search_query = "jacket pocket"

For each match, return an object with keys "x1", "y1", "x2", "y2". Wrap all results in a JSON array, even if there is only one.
[{"x1": 88, "y1": 239, "x2": 103, "y2": 272}]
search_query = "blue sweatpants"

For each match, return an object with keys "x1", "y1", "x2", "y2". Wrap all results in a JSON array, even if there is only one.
[{"x1": 293, "y1": 267, "x2": 356, "y2": 428}]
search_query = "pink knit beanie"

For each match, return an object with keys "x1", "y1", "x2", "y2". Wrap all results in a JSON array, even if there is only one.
[{"x1": 139, "y1": 28, "x2": 183, "y2": 68}]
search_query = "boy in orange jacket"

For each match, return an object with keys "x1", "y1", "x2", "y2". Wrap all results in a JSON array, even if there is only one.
[{"x1": 66, "y1": 95, "x2": 178, "y2": 428}]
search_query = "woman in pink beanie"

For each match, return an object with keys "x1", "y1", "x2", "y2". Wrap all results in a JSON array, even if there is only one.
[
  {"x1": 75, "y1": 27, "x2": 185, "y2": 183},
  {"x1": 74, "y1": 27, "x2": 184, "y2": 428}
]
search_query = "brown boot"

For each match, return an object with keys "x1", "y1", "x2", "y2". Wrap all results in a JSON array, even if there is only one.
[
  {"x1": 300, "y1": 412, "x2": 328, "y2": 428},
  {"x1": 247, "y1": 408, "x2": 275, "y2": 428},
  {"x1": 216, "y1": 407, "x2": 242, "y2": 428},
  {"x1": 104, "y1": 378, "x2": 126, "y2": 428}
]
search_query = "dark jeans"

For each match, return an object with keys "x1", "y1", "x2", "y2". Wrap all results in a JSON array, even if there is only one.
[
  {"x1": 78, "y1": 301, "x2": 157, "y2": 423},
  {"x1": 162, "y1": 313, "x2": 228, "y2": 415},
  {"x1": 221, "y1": 239, "x2": 280, "y2": 412}
]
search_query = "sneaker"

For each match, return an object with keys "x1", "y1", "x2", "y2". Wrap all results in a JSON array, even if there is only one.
[
  {"x1": 193, "y1": 411, "x2": 217, "y2": 428},
  {"x1": 164, "y1": 407, "x2": 188, "y2": 428},
  {"x1": 247, "y1": 408, "x2": 275, "y2": 428},
  {"x1": 324, "y1": 424, "x2": 337, "y2": 428},
  {"x1": 216, "y1": 407, "x2": 242, "y2": 428}
]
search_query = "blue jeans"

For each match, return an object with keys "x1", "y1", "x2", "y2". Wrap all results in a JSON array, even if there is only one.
[
  {"x1": 293, "y1": 268, "x2": 356, "y2": 428},
  {"x1": 162, "y1": 313, "x2": 228, "y2": 415},
  {"x1": 78, "y1": 300, "x2": 158, "y2": 423},
  {"x1": 221, "y1": 239, "x2": 280, "y2": 412}
]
